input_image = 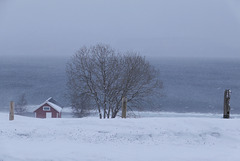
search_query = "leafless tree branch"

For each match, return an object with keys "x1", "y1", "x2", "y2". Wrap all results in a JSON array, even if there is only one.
[{"x1": 66, "y1": 44, "x2": 163, "y2": 118}]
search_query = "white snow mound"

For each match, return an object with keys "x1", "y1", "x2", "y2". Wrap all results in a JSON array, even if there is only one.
[{"x1": 0, "y1": 112, "x2": 240, "y2": 161}]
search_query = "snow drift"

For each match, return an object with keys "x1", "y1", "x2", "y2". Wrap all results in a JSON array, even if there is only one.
[{"x1": 0, "y1": 112, "x2": 240, "y2": 161}]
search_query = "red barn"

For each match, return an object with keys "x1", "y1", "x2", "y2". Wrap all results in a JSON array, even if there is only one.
[{"x1": 34, "y1": 97, "x2": 63, "y2": 118}]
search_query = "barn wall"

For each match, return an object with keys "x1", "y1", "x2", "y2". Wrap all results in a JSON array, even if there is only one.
[{"x1": 35, "y1": 103, "x2": 60, "y2": 118}]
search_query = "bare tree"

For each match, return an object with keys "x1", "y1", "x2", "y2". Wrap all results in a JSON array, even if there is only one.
[
  {"x1": 66, "y1": 44, "x2": 162, "y2": 118},
  {"x1": 15, "y1": 93, "x2": 28, "y2": 114}
]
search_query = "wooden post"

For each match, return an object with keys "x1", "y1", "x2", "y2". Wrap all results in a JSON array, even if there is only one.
[
  {"x1": 122, "y1": 97, "x2": 127, "y2": 118},
  {"x1": 9, "y1": 101, "x2": 14, "y2": 121},
  {"x1": 223, "y1": 89, "x2": 231, "y2": 119}
]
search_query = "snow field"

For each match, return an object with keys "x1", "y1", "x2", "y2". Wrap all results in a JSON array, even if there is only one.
[{"x1": 0, "y1": 113, "x2": 240, "y2": 161}]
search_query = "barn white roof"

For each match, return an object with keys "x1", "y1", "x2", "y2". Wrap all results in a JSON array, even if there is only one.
[
  {"x1": 34, "y1": 97, "x2": 63, "y2": 113},
  {"x1": 46, "y1": 101, "x2": 62, "y2": 113}
]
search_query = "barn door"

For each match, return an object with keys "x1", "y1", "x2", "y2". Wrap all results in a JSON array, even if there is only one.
[{"x1": 46, "y1": 112, "x2": 52, "y2": 118}]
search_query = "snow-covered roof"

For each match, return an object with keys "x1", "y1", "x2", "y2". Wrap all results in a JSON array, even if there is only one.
[
  {"x1": 34, "y1": 97, "x2": 63, "y2": 113},
  {"x1": 46, "y1": 101, "x2": 62, "y2": 113}
]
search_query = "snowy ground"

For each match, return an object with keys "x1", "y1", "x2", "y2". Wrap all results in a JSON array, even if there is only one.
[{"x1": 1, "y1": 112, "x2": 240, "y2": 161}]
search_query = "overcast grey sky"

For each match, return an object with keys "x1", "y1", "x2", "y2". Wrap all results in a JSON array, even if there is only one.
[{"x1": 1, "y1": 0, "x2": 240, "y2": 58}]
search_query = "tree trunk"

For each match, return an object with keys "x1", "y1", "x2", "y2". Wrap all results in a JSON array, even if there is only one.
[
  {"x1": 97, "y1": 104, "x2": 102, "y2": 119},
  {"x1": 107, "y1": 104, "x2": 111, "y2": 118},
  {"x1": 103, "y1": 102, "x2": 107, "y2": 119}
]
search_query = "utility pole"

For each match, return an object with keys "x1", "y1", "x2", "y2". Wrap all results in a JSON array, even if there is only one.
[
  {"x1": 122, "y1": 97, "x2": 127, "y2": 118},
  {"x1": 9, "y1": 101, "x2": 14, "y2": 121}
]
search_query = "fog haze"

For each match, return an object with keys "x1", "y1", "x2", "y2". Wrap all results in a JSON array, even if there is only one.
[{"x1": 1, "y1": 0, "x2": 240, "y2": 58}]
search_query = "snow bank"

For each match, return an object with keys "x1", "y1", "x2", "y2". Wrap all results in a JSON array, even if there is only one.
[{"x1": 0, "y1": 112, "x2": 240, "y2": 161}]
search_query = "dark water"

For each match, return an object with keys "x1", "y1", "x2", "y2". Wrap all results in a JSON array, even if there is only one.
[
  {"x1": 0, "y1": 56, "x2": 240, "y2": 114},
  {"x1": 0, "y1": 56, "x2": 67, "y2": 108},
  {"x1": 154, "y1": 57, "x2": 240, "y2": 113}
]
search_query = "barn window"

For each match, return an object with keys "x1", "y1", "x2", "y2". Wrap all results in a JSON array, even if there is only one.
[{"x1": 43, "y1": 106, "x2": 50, "y2": 111}]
